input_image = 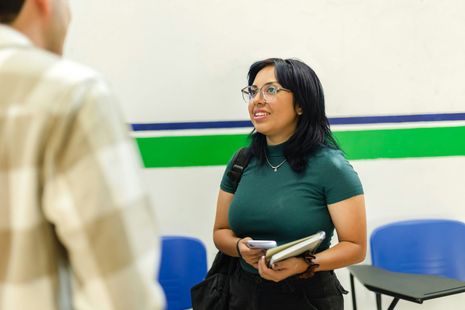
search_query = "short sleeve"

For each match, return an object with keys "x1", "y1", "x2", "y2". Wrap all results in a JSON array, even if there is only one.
[
  {"x1": 317, "y1": 149, "x2": 364, "y2": 205},
  {"x1": 220, "y1": 152, "x2": 238, "y2": 193}
]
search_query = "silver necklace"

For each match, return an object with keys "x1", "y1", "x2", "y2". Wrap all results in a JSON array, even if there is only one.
[{"x1": 265, "y1": 153, "x2": 286, "y2": 172}]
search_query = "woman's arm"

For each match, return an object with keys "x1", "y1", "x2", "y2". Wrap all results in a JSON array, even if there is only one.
[
  {"x1": 213, "y1": 189, "x2": 264, "y2": 268},
  {"x1": 313, "y1": 194, "x2": 366, "y2": 270},
  {"x1": 213, "y1": 190, "x2": 239, "y2": 257}
]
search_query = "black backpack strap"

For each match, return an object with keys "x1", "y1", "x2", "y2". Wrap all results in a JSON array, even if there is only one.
[{"x1": 227, "y1": 147, "x2": 251, "y2": 192}]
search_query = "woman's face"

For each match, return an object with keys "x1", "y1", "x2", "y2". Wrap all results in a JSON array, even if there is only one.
[{"x1": 248, "y1": 66, "x2": 301, "y2": 145}]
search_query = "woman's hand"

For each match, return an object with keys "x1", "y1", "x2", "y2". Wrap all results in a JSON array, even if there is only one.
[
  {"x1": 238, "y1": 237, "x2": 266, "y2": 269},
  {"x1": 257, "y1": 256, "x2": 308, "y2": 282}
]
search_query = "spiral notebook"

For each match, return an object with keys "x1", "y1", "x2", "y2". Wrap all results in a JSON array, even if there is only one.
[{"x1": 265, "y1": 231, "x2": 326, "y2": 266}]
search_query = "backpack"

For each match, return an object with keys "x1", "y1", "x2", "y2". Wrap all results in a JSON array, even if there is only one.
[
  {"x1": 190, "y1": 147, "x2": 251, "y2": 309},
  {"x1": 226, "y1": 147, "x2": 252, "y2": 191}
]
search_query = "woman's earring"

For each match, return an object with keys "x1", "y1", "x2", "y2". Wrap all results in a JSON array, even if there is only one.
[{"x1": 297, "y1": 110, "x2": 303, "y2": 115}]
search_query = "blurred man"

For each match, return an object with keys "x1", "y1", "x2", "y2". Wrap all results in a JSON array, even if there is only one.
[{"x1": 0, "y1": 0, "x2": 165, "y2": 308}]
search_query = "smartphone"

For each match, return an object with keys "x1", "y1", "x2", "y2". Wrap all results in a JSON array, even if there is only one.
[{"x1": 246, "y1": 240, "x2": 277, "y2": 249}]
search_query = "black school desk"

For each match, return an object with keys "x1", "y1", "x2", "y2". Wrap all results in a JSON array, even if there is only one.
[{"x1": 348, "y1": 264, "x2": 465, "y2": 310}]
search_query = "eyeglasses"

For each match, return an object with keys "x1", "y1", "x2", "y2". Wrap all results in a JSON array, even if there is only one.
[{"x1": 241, "y1": 82, "x2": 291, "y2": 104}]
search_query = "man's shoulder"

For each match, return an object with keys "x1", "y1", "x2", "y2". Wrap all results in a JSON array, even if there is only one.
[
  {"x1": 6, "y1": 47, "x2": 112, "y2": 112},
  {"x1": 29, "y1": 48, "x2": 103, "y2": 87}
]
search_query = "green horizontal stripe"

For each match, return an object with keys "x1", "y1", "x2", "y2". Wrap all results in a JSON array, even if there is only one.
[
  {"x1": 135, "y1": 126, "x2": 465, "y2": 168},
  {"x1": 136, "y1": 134, "x2": 250, "y2": 168},
  {"x1": 336, "y1": 126, "x2": 465, "y2": 159}
]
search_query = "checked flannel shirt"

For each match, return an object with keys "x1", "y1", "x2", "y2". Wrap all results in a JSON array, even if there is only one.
[{"x1": 0, "y1": 25, "x2": 165, "y2": 310}]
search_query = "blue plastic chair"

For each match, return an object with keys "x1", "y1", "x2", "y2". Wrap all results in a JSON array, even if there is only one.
[
  {"x1": 371, "y1": 219, "x2": 465, "y2": 281},
  {"x1": 158, "y1": 236, "x2": 208, "y2": 310}
]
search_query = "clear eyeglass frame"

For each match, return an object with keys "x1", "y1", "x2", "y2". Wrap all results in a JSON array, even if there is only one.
[{"x1": 241, "y1": 82, "x2": 291, "y2": 103}]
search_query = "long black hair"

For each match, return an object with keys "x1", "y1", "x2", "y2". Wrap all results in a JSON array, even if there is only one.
[{"x1": 247, "y1": 58, "x2": 339, "y2": 172}]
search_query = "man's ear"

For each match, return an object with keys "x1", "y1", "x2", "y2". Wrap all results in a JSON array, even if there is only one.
[{"x1": 33, "y1": 0, "x2": 52, "y2": 16}]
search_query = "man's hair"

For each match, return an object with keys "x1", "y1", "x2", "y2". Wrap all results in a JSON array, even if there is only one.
[{"x1": 0, "y1": 0, "x2": 25, "y2": 24}]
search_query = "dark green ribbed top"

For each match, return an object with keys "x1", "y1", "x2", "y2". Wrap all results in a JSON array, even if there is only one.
[{"x1": 220, "y1": 144, "x2": 363, "y2": 273}]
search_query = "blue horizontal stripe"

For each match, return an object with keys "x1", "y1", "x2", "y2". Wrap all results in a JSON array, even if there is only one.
[
  {"x1": 131, "y1": 120, "x2": 253, "y2": 131},
  {"x1": 131, "y1": 112, "x2": 465, "y2": 131},
  {"x1": 329, "y1": 112, "x2": 465, "y2": 125}
]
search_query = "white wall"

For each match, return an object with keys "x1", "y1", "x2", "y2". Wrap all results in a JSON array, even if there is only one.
[
  {"x1": 66, "y1": 1, "x2": 465, "y2": 309},
  {"x1": 67, "y1": 0, "x2": 465, "y2": 122}
]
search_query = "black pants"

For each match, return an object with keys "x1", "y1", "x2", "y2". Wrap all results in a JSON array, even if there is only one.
[{"x1": 228, "y1": 266, "x2": 348, "y2": 310}]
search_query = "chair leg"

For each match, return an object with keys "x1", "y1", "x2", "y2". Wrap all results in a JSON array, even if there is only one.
[
  {"x1": 387, "y1": 298, "x2": 399, "y2": 310},
  {"x1": 376, "y1": 293, "x2": 382, "y2": 310},
  {"x1": 350, "y1": 273, "x2": 357, "y2": 310}
]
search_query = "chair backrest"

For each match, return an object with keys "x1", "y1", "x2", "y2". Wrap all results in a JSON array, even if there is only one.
[
  {"x1": 158, "y1": 236, "x2": 208, "y2": 310},
  {"x1": 370, "y1": 219, "x2": 465, "y2": 281}
]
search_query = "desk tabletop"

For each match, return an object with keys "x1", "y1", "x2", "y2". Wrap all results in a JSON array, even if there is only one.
[{"x1": 348, "y1": 265, "x2": 465, "y2": 303}]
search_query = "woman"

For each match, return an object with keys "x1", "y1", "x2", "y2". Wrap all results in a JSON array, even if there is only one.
[{"x1": 213, "y1": 58, "x2": 366, "y2": 309}]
